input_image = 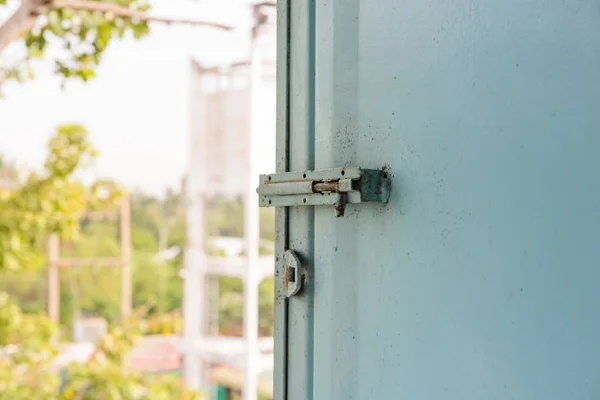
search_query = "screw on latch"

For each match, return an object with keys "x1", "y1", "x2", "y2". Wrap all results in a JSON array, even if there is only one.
[{"x1": 283, "y1": 250, "x2": 302, "y2": 297}]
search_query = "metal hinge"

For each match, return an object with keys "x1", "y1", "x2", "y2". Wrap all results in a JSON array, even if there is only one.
[{"x1": 256, "y1": 167, "x2": 391, "y2": 217}]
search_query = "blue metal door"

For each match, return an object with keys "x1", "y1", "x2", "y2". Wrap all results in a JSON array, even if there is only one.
[{"x1": 274, "y1": 1, "x2": 600, "y2": 399}]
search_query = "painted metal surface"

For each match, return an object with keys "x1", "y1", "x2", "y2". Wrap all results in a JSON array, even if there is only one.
[{"x1": 276, "y1": 0, "x2": 600, "y2": 399}]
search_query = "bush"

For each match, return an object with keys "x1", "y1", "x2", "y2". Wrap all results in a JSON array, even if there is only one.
[{"x1": 0, "y1": 292, "x2": 198, "y2": 400}]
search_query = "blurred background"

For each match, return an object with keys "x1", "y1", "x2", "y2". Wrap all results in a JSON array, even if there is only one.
[{"x1": 0, "y1": 0, "x2": 276, "y2": 399}]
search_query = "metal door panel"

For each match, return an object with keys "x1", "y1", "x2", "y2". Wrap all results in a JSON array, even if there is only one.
[{"x1": 278, "y1": 0, "x2": 600, "y2": 399}]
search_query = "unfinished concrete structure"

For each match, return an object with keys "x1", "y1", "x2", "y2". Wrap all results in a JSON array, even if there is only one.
[{"x1": 183, "y1": 2, "x2": 276, "y2": 399}]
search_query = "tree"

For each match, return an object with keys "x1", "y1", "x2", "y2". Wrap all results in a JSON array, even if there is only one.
[
  {"x1": 0, "y1": 292, "x2": 60, "y2": 399},
  {"x1": 0, "y1": 0, "x2": 231, "y2": 85},
  {"x1": 1, "y1": 133, "x2": 277, "y2": 335},
  {"x1": 0, "y1": 123, "x2": 121, "y2": 272},
  {"x1": 0, "y1": 292, "x2": 198, "y2": 399},
  {"x1": 0, "y1": 179, "x2": 185, "y2": 326}
]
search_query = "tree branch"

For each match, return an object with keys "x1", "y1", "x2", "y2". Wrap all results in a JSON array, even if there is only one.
[
  {"x1": 49, "y1": 0, "x2": 233, "y2": 30},
  {"x1": 0, "y1": 1, "x2": 38, "y2": 52},
  {"x1": 0, "y1": 0, "x2": 232, "y2": 53}
]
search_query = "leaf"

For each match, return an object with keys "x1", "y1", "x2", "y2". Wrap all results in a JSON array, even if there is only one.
[
  {"x1": 131, "y1": 22, "x2": 150, "y2": 39},
  {"x1": 95, "y1": 25, "x2": 113, "y2": 51}
]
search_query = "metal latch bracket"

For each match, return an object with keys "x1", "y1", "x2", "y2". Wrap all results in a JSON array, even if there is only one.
[
  {"x1": 257, "y1": 167, "x2": 391, "y2": 217},
  {"x1": 283, "y1": 250, "x2": 302, "y2": 297}
]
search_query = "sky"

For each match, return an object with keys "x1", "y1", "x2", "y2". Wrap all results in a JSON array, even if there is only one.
[{"x1": 0, "y1": 0, "x2": 263, "y2": 195}]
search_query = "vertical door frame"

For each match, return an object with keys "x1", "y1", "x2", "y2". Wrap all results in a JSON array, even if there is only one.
[
  {"x1": 274, "y1": 0, "x2": 317, "y2": 399},
  {"x1": 273, "y1": 0, "x2": 290, "y2": 397}
]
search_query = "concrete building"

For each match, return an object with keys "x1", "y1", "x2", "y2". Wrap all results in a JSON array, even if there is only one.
[{"x1": 182, "y1": 2, "x2": 276, "y2": 400}]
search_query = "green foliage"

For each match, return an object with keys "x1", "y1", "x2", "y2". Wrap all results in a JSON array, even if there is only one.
[
  {"x1": 218, "y1": 277, "x2": 243, "y2": 335},
  {"x1": 258, "y1": 277, "x2": 274, "y2": 336},
  {"x1": 130, "y1": 191, "x2": 164, "y2": 245},
  {"x1": 206, "y1": 196, "x2": 244, "y2": 237},
  {"x1": 204, "y1": 196, "x2": 275, "y2": 241},
  {"x1": 63, "y1": 221, "x2": 120, "y2": 258},
  {"x1": 0, "y1": 126, "x2": 276, "y2": 338},
  {"x1": 0, "y1": 292, "x2": 198, "y2": 400},
  {"x1": 143, "y1": 312, "x2": 183, "y2": 336},
  {"x1": 59, "y1": 265, "x2": 122, "y2": 327},
  {"x1": 259, "y1": 208, "x2": 275, "y2": 242},
  {"x1": 0, "y1": 124, "x2": 121, "y2": 272},
  {"x1": 131, "y1": 226, "x2": 158, "y2": 252},
  {"x1": 2, "y1": 0, "x2": 151, "y2": 87},
  {"x1": 0, "y1": 175, "x2": 276, "y2": 336},
  {"x1": 217, "y1": 276, "x2": 274, "y2": 337},
  {"x1": 0, "y1": 292, "x2": 61, "y2": 400},
  {"x1": 0, "y1": 292, "x2": 59, "y2": 348},
  {"x1": 0, "y1": 268, "x2": 45, "y2": 313},
  {"x1": 132, "y1": 253, "x2": 182, "y2": 314}
]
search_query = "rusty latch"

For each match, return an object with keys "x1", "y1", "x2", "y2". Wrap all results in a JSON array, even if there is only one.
[
  {"x1": 283, "y1": 250, "x2": 302, "y2": 297},
  {"x1": 256, "y1": 167, "x2": 391, "y2": 217}
]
